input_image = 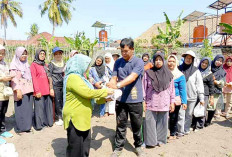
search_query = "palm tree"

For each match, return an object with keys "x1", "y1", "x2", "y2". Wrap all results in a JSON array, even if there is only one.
[
  {"x1": 26, "y1": 23, "x2": 39, "y2": 39},
  {"x1": 0, "y1": 0, "x2": 23, "y2": 41},
  {"x1": 39, "y1": 0, "x2": 75, "y2": 36}
]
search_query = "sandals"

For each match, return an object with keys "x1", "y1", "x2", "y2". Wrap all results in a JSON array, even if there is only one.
[
  {"x1": 1, "y1": 132, "x2": 13, "y2": 138},
  {"x1": 0, "y1": 138, "x2": 6, "y2": 144}
]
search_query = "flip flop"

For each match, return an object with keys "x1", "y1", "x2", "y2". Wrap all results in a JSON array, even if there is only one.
[
  {"x1": 0, "y1": 138, "x2": 6, "y2": 144},
  {"x1": 1, "y1": 132, "x2": 13, "y2": 138}
]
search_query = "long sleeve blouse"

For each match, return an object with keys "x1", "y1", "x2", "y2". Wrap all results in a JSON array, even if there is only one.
[
  {"x1": 143, "y1": 72, "x2": 175, "y2": 112},
  {"x1": 30, "y1": 62, "x2": 50, "y2": 96},
  {"x1": 63, "y1": 74, "x2": 107, "y2": 131},
  {"x1": 174, "y1": 75, "x2": 187, "y2": 105}
]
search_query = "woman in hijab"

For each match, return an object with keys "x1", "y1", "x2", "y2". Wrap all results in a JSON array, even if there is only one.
[
  {"x1": 63, "y1": 54, "x2": 114, "y2": 157},
  {"x1": 30, "y1": 49, "x2": 54, "y2": 130},
  {"x1": 142, "y1": 53, "x2": 153, "y2": 71},
  {"x1": 104, "y1": 53, "x2": 115, "y2": 115},
  {"x1": 69, "y1": 50, "x2": 78, "y2": 58},
  {"x1": 167, "y1": 54, "x2": 187, "y2": 141},
  {"x1": 223, "y1": 56, "x2": 232, "y2": 119},
  {"x1": 10, "y1": 47, "x2": 34, "y2": 134},
  {"x1": 0, "y1": 45, "x2": 13, "y2": 141},
  {"x1": 89, "y1": 56, "x2": 110, "y2": 117},
  {"x1": 192, "y1": 57, "x2": 214, "y2": 129},
  {"x1": 143, "y1": 53, "x2": 175, "y2": 147},
  {"x1": 207, "y1": 54, "x2": 226, "y2": 121},
  {"x1": 178, "y1": 50, "x2": 204, "y2": 135}
]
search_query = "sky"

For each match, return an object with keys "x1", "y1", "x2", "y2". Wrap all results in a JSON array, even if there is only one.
[{"x1": 0, "y1": 0, "x2": 228, "y2": 41}]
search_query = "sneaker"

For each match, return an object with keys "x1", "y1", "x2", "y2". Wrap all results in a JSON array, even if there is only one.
[
  {"x1": 110, "y1": 150, "x2": 122, "y2": 157},
  {"x1": 55, "y1": 119, "x2": 63, "y2": 126},
  {"x1": 176, "y1": 132, "x2": 184, "y2": 138},
  {"x1": 184, "y1": 131, "x2": 190, "y2": 135},
  {"x1": 194, "y1": 129, "x2": 200, "y2": 132},
  {"x1": 135, "y1": 147, "x2": 146, "y2": 157}
]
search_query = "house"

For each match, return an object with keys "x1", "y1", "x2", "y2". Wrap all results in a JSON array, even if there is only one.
[
  {"x1": 0, "y1": 32, "x2": 68, "y2": 46},
  {"x1": 136, "y1": 15, "x2": 232, "y2": 47}
]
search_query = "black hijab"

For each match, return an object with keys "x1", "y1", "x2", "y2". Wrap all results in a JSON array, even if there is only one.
[
  {"x1": 142, "y1": 53, "x2": 150, "y2": 66},
  {"x1": 33, "y1": 49, "x2": 49, "y2": 75},
  {"x1": 93, "y1": 56, "x2": 105, "y2": 78},
  {"x1": 179, "y1": 55, "x2": 198, "y2": 82},
  {"x1": 146, "y1": 53, "x2": 173, "y2": 93},
  {"x1": 211, "y1": 54, "x2": 226, "y2": 80}
]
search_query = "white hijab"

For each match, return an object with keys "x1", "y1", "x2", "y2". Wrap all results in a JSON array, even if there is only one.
[
  {"x1": 167, "y1": 55, "x2": 184, "y2": 80},
  {"x1": 104, "y1": 53, "x2": 115, "y2": 71}
]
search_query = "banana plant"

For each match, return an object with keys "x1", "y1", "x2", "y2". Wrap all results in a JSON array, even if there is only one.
[
  {"x1": 65, "y1": 31, "x2": 98, "y2": 56},
  {"x1": 151, "y1": 11, "x2": 185, "y2": 57},
  {"x1": 38, "y1": 35, "x2": 62, "y2": 60},
  {"x1": 219, "y1": 23, "x2": 232, "y2": 34}
]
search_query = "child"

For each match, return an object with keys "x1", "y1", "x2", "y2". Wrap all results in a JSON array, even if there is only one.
[
  {"x1": 49, "y1": 47, "x2": 65, "y2": 125},
  {"x1": 223, "y1": 56, "x2": 232, "y2": 118}
]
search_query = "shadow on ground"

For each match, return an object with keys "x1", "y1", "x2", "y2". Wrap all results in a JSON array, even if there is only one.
[
  {"x1": 91, "y1": 125, "x2": 136, "y2": 155},
  {"x1": 52, "y1": 138, "x2": 67, "y2": 157},
  {"x1": 214, "y1": 117, "x2": 232, "y2": 128}
]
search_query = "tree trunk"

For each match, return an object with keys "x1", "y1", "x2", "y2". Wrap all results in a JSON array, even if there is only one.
[{"x1": 4, "y1": 22, "x2": 6, "y2": 43}]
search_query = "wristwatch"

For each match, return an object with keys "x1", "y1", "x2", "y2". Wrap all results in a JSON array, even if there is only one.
[{"x1": 116, "y1": 82, "x2": 121, "y2": 89}]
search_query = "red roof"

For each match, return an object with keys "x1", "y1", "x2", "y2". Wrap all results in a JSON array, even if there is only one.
[{"x1": 0, "y1": 32, "x2": 68, "y2": 46}]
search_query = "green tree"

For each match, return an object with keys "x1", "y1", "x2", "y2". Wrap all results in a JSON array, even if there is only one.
[
  {"x1": 65, "y1": 32, "x2": 98, "y2": 56},
  {"x1": 199, "y1": 39, "x2": 213, "y2": 60},
  {"x1": 26, "y1": 23, "x2": 39, "y2": 39},
  {"x1": 151, "y1": 11, "x2": 185, "y2": 57},
  {"x1": 0, "y1": 0, "x2": 23, "y2": 41},
  {"x1": 134, "y1": 39, "x2": 152, "y2": 56},
  {"x1": 38, "y1": 35, "x2": 62, "y2": 60},
  {"x1": 39, "y1": 0, "x2": 75, "y2": 36}
]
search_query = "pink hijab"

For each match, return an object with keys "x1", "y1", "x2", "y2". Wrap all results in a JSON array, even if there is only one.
[
  {"x1": 10, "y1": 47, "x2": 32, "y2": 80},
  {"x1": 223, "y1": 56, "x2": 232, "y2": 83}
]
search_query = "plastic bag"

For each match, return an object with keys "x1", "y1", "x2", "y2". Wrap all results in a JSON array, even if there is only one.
[{"x1": 194, "y1": 103, "x2": 205, "y2": 117}]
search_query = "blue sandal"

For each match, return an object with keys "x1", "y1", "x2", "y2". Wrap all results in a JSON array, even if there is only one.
[
  {"x1": 0, "y1": 138, "x2": 6, "y2": 144},
  {"x1": 1, "y1": 132, "x2": 13, "y2": 138}
]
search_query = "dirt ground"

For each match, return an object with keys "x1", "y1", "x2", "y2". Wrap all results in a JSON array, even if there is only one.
[{"x1": 3, "y1": 98, "x2": 232, "y2": 157}]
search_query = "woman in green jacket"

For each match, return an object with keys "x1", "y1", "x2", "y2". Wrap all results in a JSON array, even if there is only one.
[{"x1": 63, "y1": 54, "x2": 114, "y2": 157}]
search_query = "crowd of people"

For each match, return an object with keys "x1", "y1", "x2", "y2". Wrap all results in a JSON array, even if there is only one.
[{"x1": 0, "y1": 37, "x2": 231, "y2": 157}]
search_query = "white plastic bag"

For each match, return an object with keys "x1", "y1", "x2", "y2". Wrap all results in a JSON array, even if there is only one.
[
  {"x1": 194, "y1": 103, "x2": 205, "y2": 117},
  {"x1": 0, "y1": 143, "x2": 18, "y2": 157}
]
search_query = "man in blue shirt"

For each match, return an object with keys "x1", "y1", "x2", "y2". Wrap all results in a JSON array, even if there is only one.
[{"x1": 107, "y1": 38, "x2": 145, "y2": 157}]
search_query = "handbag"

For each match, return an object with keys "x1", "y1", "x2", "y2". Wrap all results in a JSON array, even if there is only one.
[
  {"x1": 193, "y1": 103, "x2": 205, "y2": 117},
  {"x1": 3, "y1": 87, "x2": 13, "y2": 97}
]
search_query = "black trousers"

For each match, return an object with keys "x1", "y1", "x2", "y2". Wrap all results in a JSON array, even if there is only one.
[
  {"x1": 54, "y1": 86, "x2": 63, "y2": 120},
  {"x1": 169, "y1": 105, "x2": 181, "y2": 136},
  {"x1": 0, "y1": 100, "x2": 9, "y2": 132},
  {"x1": 205, "y1": 111, "x2": 215, "y2": 125},
  {"x1": 66, "y1": 121, "x2": 91, "y2": 157},
  {"x1": 115, "y1": 101, "x2": 143, "y2": 151}
]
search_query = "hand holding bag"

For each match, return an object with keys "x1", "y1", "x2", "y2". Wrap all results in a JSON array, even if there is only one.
[{"x1": 194, "y1": 103, "x2": 205, "y2": 117}]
